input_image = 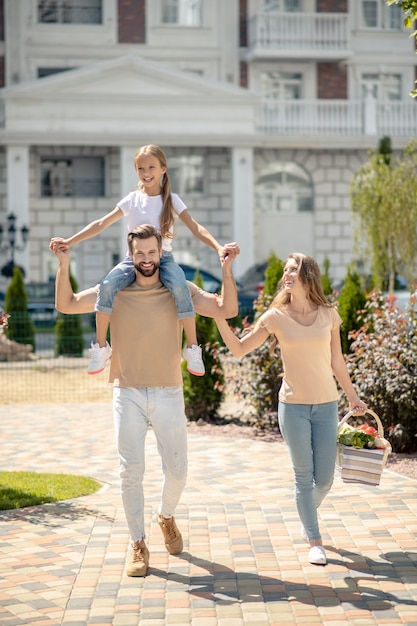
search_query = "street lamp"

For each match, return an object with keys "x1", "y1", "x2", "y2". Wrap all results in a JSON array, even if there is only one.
[{"x1": 0, "y1": 213, "x2": 30, "y2": 277}]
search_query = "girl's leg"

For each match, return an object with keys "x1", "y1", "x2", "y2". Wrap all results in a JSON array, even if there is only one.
[
  {"x1": 88, "y1": 256, "x2": 135, "y2": 374},
  {"x1": 160, "y1": 253, "x2": 204, "y2": 376},
  {"x1": 96, "y1": 312, "x2": 111, "y2": 347}
]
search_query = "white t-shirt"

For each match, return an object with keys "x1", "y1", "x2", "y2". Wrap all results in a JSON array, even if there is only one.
[{"x1": 117, "y1": 190, "x2": 187, "y2": 251}]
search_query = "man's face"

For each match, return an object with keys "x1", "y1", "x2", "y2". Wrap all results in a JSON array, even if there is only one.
[{"x1": 130, "y1": 236, "x2": 162, "y2": 277}]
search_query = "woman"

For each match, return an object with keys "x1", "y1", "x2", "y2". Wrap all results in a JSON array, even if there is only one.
[{"x1": 216, "y1": 253, "x2": 367, "y2": 565}]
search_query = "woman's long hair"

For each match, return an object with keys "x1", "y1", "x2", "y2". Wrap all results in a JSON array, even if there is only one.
[
  {"x1": 134, "y1": 144, "x2": 175, "y2": 240},
  {"x1": 266, "y1": 253, "x2": 334, "y2": 353}
]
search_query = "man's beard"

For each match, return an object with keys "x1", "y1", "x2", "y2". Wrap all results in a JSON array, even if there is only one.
[{"x1": 134, "y1": 260, "x2": 160, "y2": 277}]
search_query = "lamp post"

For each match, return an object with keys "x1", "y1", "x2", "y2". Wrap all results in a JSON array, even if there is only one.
[{"x1": 0, "y1": 213, "x2": 30, "y2": 277}]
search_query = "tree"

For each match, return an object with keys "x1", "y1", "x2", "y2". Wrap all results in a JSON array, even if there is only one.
[
  {"x1": 350, "y1": 138, "x2": 417, "y2": 292},
  {"x1": 387, "y1": 1, "x2": 417, "y2": 95},
  {"x1": 182, "y1": 270, "x2": 225, "y2": 421},
  {"x1": 54, "y1": 271, "x2": 85, "y2": 356},
  {"x1": 4, "y1": 266, "x2": 35, "y2": 350},
  {"x1": 337, "y1": 269, "x2": 367, "y2": 354},
  {"x1": 321, "y1": 257, "x2": 333, "y2": 296}
]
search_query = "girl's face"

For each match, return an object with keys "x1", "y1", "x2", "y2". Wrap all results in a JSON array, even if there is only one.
[{"x1": 136, "y1": 154, "x2": 166, "y2": 196}]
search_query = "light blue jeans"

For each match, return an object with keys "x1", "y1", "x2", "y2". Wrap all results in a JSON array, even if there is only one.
[
  {"x1": 278, "y1": 401, "x2": 338, "y2": 542},
  {"x1": 96, "y1": 251, "x2": 195, "y2": 319},
  {"x1": 113, "y1": 386, "x2": 188, "y2": 542}
]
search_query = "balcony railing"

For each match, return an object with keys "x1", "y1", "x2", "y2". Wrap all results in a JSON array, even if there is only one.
[
  {"x1": 248, "y1": 12, "x2": 350, "y2": 56},
  {"x1": 256, "y1": 99, "x2": 417, "y2": 137}
]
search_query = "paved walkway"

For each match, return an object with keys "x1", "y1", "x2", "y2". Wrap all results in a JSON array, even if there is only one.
[{"x1": 0, "y1": 403, "x2": 416, "y2": 626}]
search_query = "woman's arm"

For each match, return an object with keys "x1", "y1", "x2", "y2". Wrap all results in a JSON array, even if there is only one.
[
  {"x1": 51, "y1": 206, "x2": 123, "y2": 249},
  {"x1": 330, "y1": 327, "x2": 367, "y2": 412},
  {"x1": 215, "y1": 317, "x2": 270, "y2": 358}
]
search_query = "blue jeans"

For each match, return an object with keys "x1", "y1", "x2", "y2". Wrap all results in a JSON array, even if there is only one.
[
  {"x1": 278, "y1": 401, "x2": 338, "y2": 542},
  {"x1": 113, "y1": 386, "x2": 188, "y2": 542},
  {"x1": 96, "y1": 251, "x2": 195, "y2": 319}
]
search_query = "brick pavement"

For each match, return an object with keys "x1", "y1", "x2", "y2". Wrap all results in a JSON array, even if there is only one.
[{"x1": 0, "y1": 403, "x2": 416, "y2": 625}]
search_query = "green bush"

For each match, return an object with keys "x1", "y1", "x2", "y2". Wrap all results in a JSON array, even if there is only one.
[
  {"x1": 321, "y1": 257, "x2": 333, "y2": 296},
  {"x1": 229, "y1": 253, "x2": 284, "y2": 430},
  {"x1": 54, "y1": 272, "x2": 85, "y2": 356},
  {"x1": 337, "y1": 269, "x2": 367, "y2": 354},
  {"x1": 4, "y1": 266, "x2": 35, "y2": 349},
  {"x1": 342, "y1": 290, "x2": 417, "y2": 453},
  {"x1": 183, "y1": 270, "x2": 225, "y2": 421}
]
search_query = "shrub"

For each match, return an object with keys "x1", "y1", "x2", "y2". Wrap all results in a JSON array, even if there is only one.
[
  {"x1": 321, "y1": 257, "x2": 333, "y2": 296},
  {"x1": 4, "y1": 266, "x2": 35, "y2": 349},
  {"x1": 342, "y1": 290, "x2": 417, "y2": 452},
  {"x1": 54, "y1": 272, "x2": 85, "y2": 356},
  {"x1": 227, "y1": 253, "x2": 284, "y2": 430},
  {"x1": 337, "y1": 269, "x2": 367, "y2": 354},
  {"x1": 183, "y1": 270, "x2": 225, "y2": 421}
]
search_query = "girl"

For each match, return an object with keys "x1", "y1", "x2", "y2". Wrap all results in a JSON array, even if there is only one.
[
  {"x1": 215, "y1": 253, "x2": 367, "y2": 566},
  {"x1": 51, "y1": 144, "x2": 232, "y2": 376}
]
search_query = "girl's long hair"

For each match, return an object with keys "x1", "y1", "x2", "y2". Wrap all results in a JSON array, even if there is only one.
[{"x1": 134, "y1": 144, "x2": 175, "y2": 240}]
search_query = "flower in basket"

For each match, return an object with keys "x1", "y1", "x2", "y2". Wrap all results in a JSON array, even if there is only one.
[
  {"x1": 337, "y1": 423, "x2": 391, "y2": 451},
  {"x1": 0, "y1": 310, "x2": 9, "y2": 331}
]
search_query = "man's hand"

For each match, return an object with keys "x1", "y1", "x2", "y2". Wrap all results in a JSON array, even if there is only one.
[{"x1": 50, "y1": 237, "x2": 70, "y2": 252}]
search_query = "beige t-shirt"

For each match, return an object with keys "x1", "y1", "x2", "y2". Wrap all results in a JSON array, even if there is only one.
[
  {"x1": 109, "y1": 280, "x2": 201, "y2": 388},
  {"x1": 259, "y1": 305, "x2": 342, "y2": 405}
]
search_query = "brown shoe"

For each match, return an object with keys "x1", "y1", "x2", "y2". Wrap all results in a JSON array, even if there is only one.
[
  {"x1": 126, "y1": 539, "x2": 149, "y2": 577},
  {"x1": 157, "y1": 514, "x2": 183, "y2": 555}
]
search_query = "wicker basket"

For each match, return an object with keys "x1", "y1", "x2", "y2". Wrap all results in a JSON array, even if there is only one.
[{"x1": 336, "y1": 409, "x2": 391, "y2": 486}]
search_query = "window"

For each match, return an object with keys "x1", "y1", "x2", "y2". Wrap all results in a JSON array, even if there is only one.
[
  {"x1": 38, "y1": 0, "x2": 102, "y2": 25},
  {"x1": 263, "y1": 0, "x2": 301, "y2": 11},
  {"x1": 168, "y1": 156, "x2": 204, "y2": 195},
  {"x1": 261, "y1": 71, "x2": 302, "y2": 99},
  {"x1": 361, "y1": 73, "x2": 401, "y2": 100},
  {"x1": 38, "y1": 67, "x2": 74, "y2": 78},
  {"x1": 41, "y1": 157, "x2": 105, "y2": 197},
  {"x1": 361, "y1": 0, "x2": 402, "y2": 30},
  {"x1": 256, "y1": 162, "x2": 313, "y2": 215},
  {"x1": 161, "y1": 0, "x2": 203, "y2": 26}
]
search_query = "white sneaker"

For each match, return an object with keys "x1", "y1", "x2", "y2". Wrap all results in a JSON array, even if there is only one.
[
  {"x1": 308, "y1": 545, "x2": 327, "y2": 565},
  {"x1": 87, "y1": 341, "x2": 112, "y2": 375},
  {"x1": 301, "y1": 526, "x2": 309, "y2": 543},
  {"x1": 182, "y1": 344, "x2": 205, "y2": 376}
]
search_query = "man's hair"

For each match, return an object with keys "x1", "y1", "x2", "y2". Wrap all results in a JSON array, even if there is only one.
[{"x1": 127, "y1": 224, "x2": 162, "y2": 254}]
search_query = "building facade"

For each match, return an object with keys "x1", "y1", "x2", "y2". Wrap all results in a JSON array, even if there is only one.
[{"x1": 0, "y1": 0, "x2": 416, "y2": 291}]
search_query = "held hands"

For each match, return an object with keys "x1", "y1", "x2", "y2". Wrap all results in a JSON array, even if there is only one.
[
  {"x1": 49, "y1": 237, "x2": 70, "y2": 253},
  {"x1": 219, "y1": 242, "x2": 240, "y2": 264}
]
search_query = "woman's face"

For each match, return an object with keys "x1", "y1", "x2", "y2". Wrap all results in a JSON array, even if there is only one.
[{"x1": 283, "y1": 258, "x2": 304, "y2": 295}]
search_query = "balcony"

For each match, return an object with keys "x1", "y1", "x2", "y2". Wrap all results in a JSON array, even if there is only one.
[
  {"x1": 247, "y1": 12, "x2": 351, "y2": 60},
  {"x1": 256, "y1": 99, "x2": 417, "y2": 137}
]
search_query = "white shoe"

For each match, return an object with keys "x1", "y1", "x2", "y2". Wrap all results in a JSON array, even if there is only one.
[
  {"x1": 301, "y1": 526, "x2": 309, "y2": 543},
  {"x1": 87, "y1": 341, "x2": 112, "y2": 374},
  {"x1": 308, "y1": 545, "x2": 327, "y2": 565},
  {"x1": 182, "y1": 344, "x2": 205, "y2": 376}
]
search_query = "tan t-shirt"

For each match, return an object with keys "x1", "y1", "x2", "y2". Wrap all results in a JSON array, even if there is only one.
[
  {"x1": 259, "y1": 305, "x2": 342, "y2": 405},
  {"x1": 109, "y1": 280, "x2": 201, "y2": 388}
]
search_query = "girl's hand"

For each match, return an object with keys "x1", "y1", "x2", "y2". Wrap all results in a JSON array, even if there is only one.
[
  {"x1": 50, "y1": 237, "x2": 70, "y2": 252},
  {"x1": 221, "y1": 242, "x2": 240, "y2": 260}
]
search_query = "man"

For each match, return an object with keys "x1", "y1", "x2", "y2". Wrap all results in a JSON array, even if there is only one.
[{"x1": 51, "y1": 224, "x2": 239, "y2": 577}]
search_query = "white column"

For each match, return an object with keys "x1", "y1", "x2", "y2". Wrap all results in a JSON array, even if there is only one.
[
  {"x1": 118, "y1": 147, "x2": 138, "y2": 256},
  {"x1": 364, "y1": 87, "x2": 377, "y2": 135},
  {"x1": 6, "y1": 146, "x2": 30, "y2": 274},
  {"x1": 231, "y1": 147, "x2": 254, "y2": 276}
]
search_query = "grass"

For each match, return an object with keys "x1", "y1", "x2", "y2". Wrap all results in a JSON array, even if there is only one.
[{"x1": 0, "y1": 471, "x2": 102, "y2": 510}]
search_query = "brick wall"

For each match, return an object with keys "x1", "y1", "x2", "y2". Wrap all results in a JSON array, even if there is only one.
[
  {"x1": 317, "y1": 63, "x2": 347, "y2": 99},
  {"x1": 317, "y1": 0, "x2": 347, "y2": 11},
  {"x1": 118, "y1": 0, "x2": 145, "y2": 44}
]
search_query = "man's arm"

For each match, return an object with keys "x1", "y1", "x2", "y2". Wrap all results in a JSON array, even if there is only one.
[
  {"x1": 52, "y1": 245, "x2": 97, "y2": 314},
  {"x1": 192, "y1": 244, "x2": 239, "y2": 319}
]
